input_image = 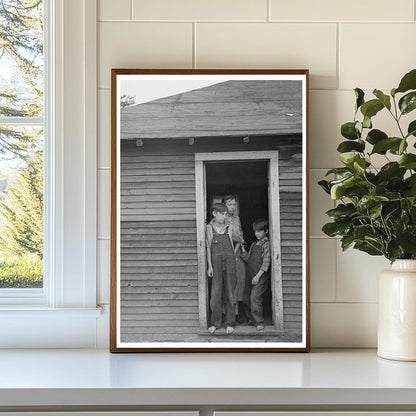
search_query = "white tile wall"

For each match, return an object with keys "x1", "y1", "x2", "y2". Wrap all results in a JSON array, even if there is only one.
[
  {"x1": 336, "y1": 246, "x2": 389, "y2": 303},
  {"x1": 270, "y1": 0, "x2": 414, "y2": 22},
  {"x1": 99, "y1": 0, "x2": 131, "y2": 21},
  {"x1": 132, "y1": 0, "x2": 268, "y2": 21},
  {"x1": 96, "y1": 0, "x2": 416, "y2": 347},
  {"x1": 98, "y1": 22, "x2": 193, "y2": 88},
  {"x1": 311, "y1": 303, "x2": 378, "y2": 347},
  {"x1": 196, "y1": 23, "x2": 338, "y2": 89},
  {"x1": 339, "y1": 24, "x2": 416, "y2": 90},
  {"x1": 310, "y1": 239, "x2": 336, "y2": 302}
]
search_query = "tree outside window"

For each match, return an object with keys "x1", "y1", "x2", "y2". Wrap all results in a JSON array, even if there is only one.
[{"x1": 0, "y1": 0, "x2": 44, "y2": 288}]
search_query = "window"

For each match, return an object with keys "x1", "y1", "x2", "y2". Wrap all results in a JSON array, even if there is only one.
[
  {"x1": 0, "y1": 0, "x2": 99, "y2": 348},
  {"x1": 0, "y1": 0, "x2": 45, "y2": 295}
]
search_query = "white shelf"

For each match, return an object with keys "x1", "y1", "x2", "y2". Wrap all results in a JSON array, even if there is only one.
[{"x1": 0, "y1": 348, "x2": 416, "y2": 409}]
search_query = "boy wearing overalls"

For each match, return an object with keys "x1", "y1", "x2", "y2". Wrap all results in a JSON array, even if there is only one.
[
  {"x1": 242, "y1": 218, "x2": 270, "y2": 331},
  {"x1": 206, "y1": 203, "x2": 237, "y2": 335}
]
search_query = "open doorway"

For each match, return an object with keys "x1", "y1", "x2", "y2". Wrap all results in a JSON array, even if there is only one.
[
  {"x1": 195, "y1": 151, "x2": 283, "y2": 333},
  {"x1": 205, "y1": 161, "x2": 272, "y2": 327}
]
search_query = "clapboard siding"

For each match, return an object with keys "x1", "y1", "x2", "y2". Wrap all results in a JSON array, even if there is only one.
[
  {"x1": 120, "y1": 135, "x2": 303, "y2": 342},
  {"x1": 120, "y1": 151, "x2": 197, "y2": 343}
]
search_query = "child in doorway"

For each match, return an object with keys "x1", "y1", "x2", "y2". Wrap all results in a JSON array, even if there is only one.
[
  {"x1": 221, "y1": 195, "x2": 247, "y2": 323},
  {"x1": 206, "y1": 203, "x2": 237, "y2": 335},
  {"x1": 241, "y1": 218, "x2": 270, "y2": 331}
]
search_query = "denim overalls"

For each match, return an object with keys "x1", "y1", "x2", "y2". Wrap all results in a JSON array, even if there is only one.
[
  {"x1": 247, "y1": 242, "x2": 270, "y2": 326},
  {"x1": 210, "y1": 225, "x2": 237, "y2": 328}
]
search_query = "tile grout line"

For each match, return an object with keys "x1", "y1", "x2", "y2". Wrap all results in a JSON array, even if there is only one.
[
  {"x1": 311, "y1": 301, "x2": 378, "y2": 305},
  {"x1": 336, "y1": 22, "x2": 340, "y2": 90},
  {"x1": 130, "y1": 0, "x2": 133, "y2": 20},
  {"x1": 333, "y1": 229, "x2": 338, "y2": 303},
  {"x1": 98, "y1": 19, "x2": 415, "y2": 24},
  {"x1": 268, "y1": 0, "x2": 271, "y2": 22},
  {"x1": 193, "y1": 22, "x2": 197, "y2": 69}
]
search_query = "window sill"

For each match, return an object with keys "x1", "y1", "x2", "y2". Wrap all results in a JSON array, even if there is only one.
[
  {"x1": 0, "y1": 306, "x2": 102, "y2": 317},
  {"x1": 0, "y1": 307, "x2": 103, "y2": 348},
  {"x1": 0, "y1": 349, "x2": 415, "y2": 410}
]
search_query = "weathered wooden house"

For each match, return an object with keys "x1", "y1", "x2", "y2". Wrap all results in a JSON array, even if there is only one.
[{"x1": 119, "y1": 80, "x2": 305, "y2": 343}]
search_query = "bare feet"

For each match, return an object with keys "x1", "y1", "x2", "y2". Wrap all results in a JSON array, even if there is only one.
[
  {"x1": 208, "y1": 326, "x2": 216, "y2": 334},
  {"x1": 256, "y1": 324, "x2": 265, "y2": 331},
  {"x1": 226, "y1": 326, "x2": 234, "y2": 334}
]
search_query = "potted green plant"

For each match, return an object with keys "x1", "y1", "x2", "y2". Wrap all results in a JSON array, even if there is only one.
[{"x1": 319, "y1": 68, "x2": 416, "y2": 361}]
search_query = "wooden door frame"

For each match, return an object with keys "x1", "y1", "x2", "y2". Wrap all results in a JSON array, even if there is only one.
[{"x1": 195, "y1": 151, "x2": 283, "y2": 330}]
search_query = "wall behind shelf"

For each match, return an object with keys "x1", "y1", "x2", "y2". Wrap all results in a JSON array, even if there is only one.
[{"x1": 95, "y1": 0, "x2": 416, "y2": 348}]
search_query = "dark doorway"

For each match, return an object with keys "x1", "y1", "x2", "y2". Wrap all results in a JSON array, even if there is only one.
[{"x1": 205, "y1": 160, "x2": 272, "y2": 327}]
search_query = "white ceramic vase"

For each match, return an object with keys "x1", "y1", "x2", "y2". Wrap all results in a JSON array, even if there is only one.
[{"x1": 378, "y1": 259, "x2": 416, "y2": 361}]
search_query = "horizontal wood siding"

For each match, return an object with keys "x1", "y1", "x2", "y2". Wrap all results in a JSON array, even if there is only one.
[
  {"x1": 279, "y1": 151, "x2": 303, "y2": 330},
  {"x1": 120, "y1": 150, "x2": 199, "y2": 342},
  {"x1": 120, "y1": 136, "x2": 303, "y2": 342}
]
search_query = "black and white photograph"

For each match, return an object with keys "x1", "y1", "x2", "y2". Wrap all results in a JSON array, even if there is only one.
[{"x1": 110, "y1": 69, "x2": 309, "y2": 352}]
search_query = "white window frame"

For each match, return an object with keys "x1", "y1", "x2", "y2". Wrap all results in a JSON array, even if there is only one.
[{"x1": 0, "y1": 0, "x2": 100, "y2": 348}]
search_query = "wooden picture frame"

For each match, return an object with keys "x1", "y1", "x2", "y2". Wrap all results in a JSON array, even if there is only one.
[{"x1": 110, "y1": 69, "x2": 310, "y2": 352}]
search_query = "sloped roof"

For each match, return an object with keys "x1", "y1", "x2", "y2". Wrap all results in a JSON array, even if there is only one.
[{"x1": 120, "y1": 80, "x2": 303, "y2": 140}]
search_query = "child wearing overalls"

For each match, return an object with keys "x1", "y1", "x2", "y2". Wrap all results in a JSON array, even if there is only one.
[
  {"x1": 206, "y1": 203, "x2": 237, "y2": 335},
  {"x1": 242, "y1": 218, "x2": 270, "y2": 331}
]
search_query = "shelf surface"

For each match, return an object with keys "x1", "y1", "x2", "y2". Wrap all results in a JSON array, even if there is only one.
[{"x1": 0, "y1": 348, "x2": 416, "y2": 407}]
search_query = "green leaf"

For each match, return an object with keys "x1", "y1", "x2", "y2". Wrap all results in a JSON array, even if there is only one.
[
  {"x1": 398, "y1": 227, "x2": 416, "y2": 255},
  {"x1": 341, "y1": 235, "x2": 355, "y2": 251},
  {"x1": 341, "y1": 122, "x2": 360, "y2": 140},
  {"x1": 337, "y1": 140, "x2": 365, "y2": 153},
  {"x1": 399, "y1": 154, "x2": 416, "y2": 169},
  {"x1": 318, "y1": 180, "x2": 331, "y2": 195},
  {"x1": 399, "y1": 139, "x2": 407, "y2": 155},
  {"x1": 330, "y1": 176, "x2": 357, "y2": 199},
  {"x1": 363, "y1": 115, "x2": 372, "y2": 129},
  {"x1": 357, "y1": 195, "x2": 389, "y2": 211},
  {"x1": 326, "y1": 203, "x2": 356, "y2": 220},
  {"x1": 371, "y1": 137, "x2": 402, "y2": 154},
  {"x1": 396, "y1": 69, "x2": 416, "y2": 94},
  {"x1": 353, "y1": 224, "x2": 373, "y2": 240},
  {"x1": 360, "y1": 99, "x2": 384, "y2": 119},
  {"x1": 354, "y1": 241, "x2": 383, "y2": 256},
  {"x1": 369, "y1": 203, "x2": 383, "y2": 220},
  {"x1": 389, "y1": 138, "x2": 408, "y2": 155},
  {"x1": 353, "y1": 158, "x2": 366, "y2": 174},
  {"x1": 399, "y1": 92, "x2": 416, "y2": 115},
  {"x1": 355, "y1": 88, "x2": 365, "y2": 110},
  {"x1": 373, "y1": 89, "x2": 391, "y2": 110},
  {"x1": 386, "y1": 240, "x2": 402, "y2": 263},
  {"x1": 325, "y1": 167, "x2": 351, "y2": 176},
  {"x1": 339, "y1": 152, "x2": 360, "y2": 167},
  {"x1": 407, "y1": 120, "x2": 416, "y2": 138},
  {"x1": 377, "y1": 162, "x2": 406, "y2": 182},
  {"x1": 322, "y1": 221, "x2": 351, "y2": 237},
  {"x1": 366, "y1": 129, "x2": 387, "y2": 145}
]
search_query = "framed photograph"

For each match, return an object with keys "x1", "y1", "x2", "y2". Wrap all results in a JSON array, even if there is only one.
[{"x1": 110, "y1": 69, "x2": 310, "y2": 352}]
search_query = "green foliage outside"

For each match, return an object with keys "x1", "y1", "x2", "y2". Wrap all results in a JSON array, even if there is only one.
[
  {"x1": 0, "y1": 252, "x2": 42, "y2": 288},
  {"x1": 0, "y1": 154, "x2": 43, "y2": 258},
  {"x1": 319, "y1": 69, "x2": 416, "y2": 263},
  {"x1": 0, "y1": 0, "x2": 44, "y2": 287}
]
